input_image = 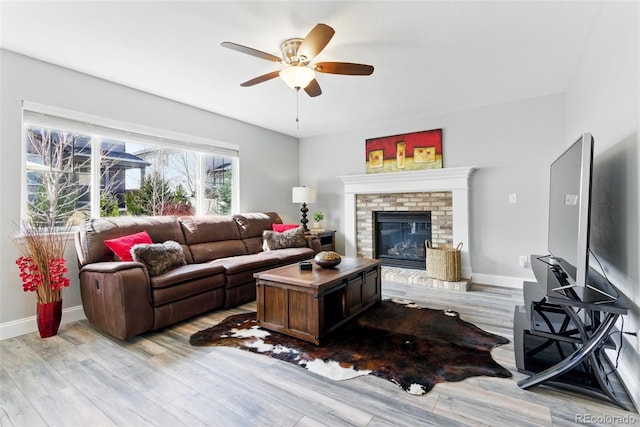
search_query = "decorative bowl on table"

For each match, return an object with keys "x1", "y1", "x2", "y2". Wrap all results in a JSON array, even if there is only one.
[{"x1": 313, "y1": 251, "x2": 342, "y2": 268}]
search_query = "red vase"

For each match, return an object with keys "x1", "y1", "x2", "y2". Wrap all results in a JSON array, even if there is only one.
[{"x1": 37, "y1": 300, "x2": 62, "y2": 338}]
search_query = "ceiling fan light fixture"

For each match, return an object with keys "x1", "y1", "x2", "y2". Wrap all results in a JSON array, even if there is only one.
[
  {"x1": 279, "y1": 66, "x2": 315, "y2": 89},
  {"x1": 222, "y1": 24, "x2": 374, "y2": 98}
]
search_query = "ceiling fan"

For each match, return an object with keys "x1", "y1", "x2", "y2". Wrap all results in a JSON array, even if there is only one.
[{"x1": 221, "y1": 23, "x2": 374, "y2": 97}]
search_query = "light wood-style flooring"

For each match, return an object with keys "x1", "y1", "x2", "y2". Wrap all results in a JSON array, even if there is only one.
[{"x1": 1, "y1": 279, "x2": 638, "y2": 426}]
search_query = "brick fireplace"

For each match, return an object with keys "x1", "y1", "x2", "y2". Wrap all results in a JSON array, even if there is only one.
[
  {"x1": 356, "y1": 195, "x2": 453, "y2": 270},
  {"x1": 339, "y1": 167, "x2": 476, "y2": 279}
]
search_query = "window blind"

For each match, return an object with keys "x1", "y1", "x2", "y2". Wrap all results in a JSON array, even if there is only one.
[{"x1": 22, "y1": 101, "x2": 239, "y2": 158}]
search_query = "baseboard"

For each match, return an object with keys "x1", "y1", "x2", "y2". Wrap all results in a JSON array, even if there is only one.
[
  {"x1": 471, "y1": 273, "x2": 531, "y2": 289},
  {"x1": 0, "y1": 305, "x2": 86, "y2": 341}
]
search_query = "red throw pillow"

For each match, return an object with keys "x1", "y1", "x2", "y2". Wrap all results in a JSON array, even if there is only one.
[
  {"x1": 104, "y1": 231, "x2": 153, "y2": 262},
  {"x1": 272, "y1": 224, "x2": 300, "y2": 233}
]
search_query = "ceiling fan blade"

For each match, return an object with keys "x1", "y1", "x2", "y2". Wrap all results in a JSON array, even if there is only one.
[
  {"x1": 314, "y1": 62, "x2": 374, "y2": 76},
  {"x1": 221, "y1": 41, "x2": 282, "y2": 63},
  {"x1": 304, "y1": 79, "x2": 322, "y2": 97},
  {"x1": 298, "y1": 24, "x2": 335, "y2": 61},
  {"x1": 240, "y1": 70, "x2": 281, "y2": 87}
]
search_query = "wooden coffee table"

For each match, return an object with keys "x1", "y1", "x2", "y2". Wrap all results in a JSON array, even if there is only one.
[{"x1": 253, "y1": 257, "x2": 381, "y2": 344}]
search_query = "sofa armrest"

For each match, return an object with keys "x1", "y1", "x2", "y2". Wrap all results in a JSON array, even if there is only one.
[
  {"x1": 305, "y1": 234, "x2": 322, "y2": 254},
  {"x1": 79, "y1": 262, "x2": 153, "y2": 340},
  {"x1": 80, "y1": 261, "x2": 146, "y2": 273}
]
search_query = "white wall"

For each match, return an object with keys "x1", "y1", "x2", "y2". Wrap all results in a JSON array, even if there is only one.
[
  {"x1": 566, "y1": 2, "x2": 639, "y2": 305},
  {"x1": 299, "y1": 93, "x2": 566, "y2": 286},
  {"x1": 0, "y1": 50, "x2": 301, "y2": 333},
  {"x1": 565, "y1": 2, "x2": 639, "y2": 410}
]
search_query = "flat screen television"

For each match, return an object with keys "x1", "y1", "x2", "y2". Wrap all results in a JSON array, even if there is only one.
[{"x1": 547, "y1": 133, "x2": 594, "y2": 290}]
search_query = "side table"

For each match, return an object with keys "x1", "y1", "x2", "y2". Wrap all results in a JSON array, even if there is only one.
[{"x1": 309, "y1": 230, "x2": 336, "y2": 252}]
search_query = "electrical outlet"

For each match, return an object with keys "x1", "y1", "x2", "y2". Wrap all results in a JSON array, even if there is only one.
[
  {"x1": 519, "y1": 255, "x2": 529, "y2": 268},
  {"x1": 508, "y1": 193, "x2": 518, "y2": 204}
]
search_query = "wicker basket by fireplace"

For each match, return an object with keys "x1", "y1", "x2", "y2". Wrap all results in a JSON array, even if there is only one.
[{"x1": 425, "y1": 240, "x2": 463, "y2": 281}]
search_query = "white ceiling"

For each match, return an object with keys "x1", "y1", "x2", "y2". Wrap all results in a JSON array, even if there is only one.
[{"x1": 0, "y1": 1, "x2": 605, "y2": 138}]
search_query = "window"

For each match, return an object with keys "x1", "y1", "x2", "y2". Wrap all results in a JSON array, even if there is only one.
[{"x1": 23, "y1": 103, "x2": 239, "y2": 227}]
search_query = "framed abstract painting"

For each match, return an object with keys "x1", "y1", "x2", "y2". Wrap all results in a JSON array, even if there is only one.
[{"x1": 365, "y1": 128, "x2": 443, "y2": 173}]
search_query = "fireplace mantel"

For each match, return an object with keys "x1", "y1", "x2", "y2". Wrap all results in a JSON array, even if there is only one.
[{"x1": 339, "y1": 166, "x2": 476, "y2": 278}]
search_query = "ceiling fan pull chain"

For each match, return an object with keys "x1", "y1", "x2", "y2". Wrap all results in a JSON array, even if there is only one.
[{"x1": 296, "y1": 88, "x2": 300, "y2": 130}]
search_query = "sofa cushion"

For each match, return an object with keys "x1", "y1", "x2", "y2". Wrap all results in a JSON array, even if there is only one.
[
  {"x1": 179, "y1": 215, "x2": 241, "y2": 244},
  {"x1": 131, "y1": 241, "x2": 187, "y2": 277},
  {"x1": 210, "y1": 253, "x2": 279, "y2": 275},
  {"x1": 189, "y1": 241, "x2": 248, "y2": 263},
  {"x1": 258, "y1": 247, "x2": 314, "y2": 264},
  {"x1": 148, "y1": 263, "x2": 225, "y2": 289},
  {"x1": 179, "y1": 215, "x2": 247, "y2": 262},
  {"x1": 104, "y1": 231, "x2": 152, "y2": 262},
  {"x1": 262, "y1": 227, "x2": 307, "y2": 251},
  {"x1": 233, "y1": 212, "x2": 282, "y2": 254},
  {"x1": 79, "y1": 216, "x2": 188, "y2": 264}
]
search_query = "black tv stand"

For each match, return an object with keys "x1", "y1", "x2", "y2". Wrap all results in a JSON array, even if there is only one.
[{"x1": 513, "y1": 255, "x2": 630, "y2": 410}]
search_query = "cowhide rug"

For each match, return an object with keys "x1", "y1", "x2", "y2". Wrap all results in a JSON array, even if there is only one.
[{"x1": 190, "y1": 299, "x2": 512, "y2": 394}]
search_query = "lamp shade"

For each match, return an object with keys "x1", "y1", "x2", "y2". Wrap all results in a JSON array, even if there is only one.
[
  {"x1": 292, "y1": 186, "x2": 316, "y2": 204},
  {"x1": 279, "y1": 66, "x2": 315, "y2": 89}
]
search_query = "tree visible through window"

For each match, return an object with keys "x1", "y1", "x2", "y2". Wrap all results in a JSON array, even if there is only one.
[
  {"x1": 25, "y1": 127, "x2": 93, "y2": 227},
  {"x1": 24, "y1": 126, "x2": 235, "y2": 225}
]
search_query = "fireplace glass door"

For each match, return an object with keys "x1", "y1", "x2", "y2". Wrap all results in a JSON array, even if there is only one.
[{"x1": 375, "y1": 211, "x2": 432, "y2": 269}]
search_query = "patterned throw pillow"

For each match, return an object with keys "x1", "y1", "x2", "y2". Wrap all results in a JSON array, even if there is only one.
[
  {"x1": 262, "y1": 227, "x2": 307, "y2": 251},
  {"x1": 131, "y1": 240, "x2": 187, "y2": 276}
]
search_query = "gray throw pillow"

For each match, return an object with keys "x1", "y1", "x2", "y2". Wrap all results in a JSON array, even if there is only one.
[
  {"x1": 262, "y1": 227, "x2": 307, "y2": 251},
  {"x1": 131, "y1": 240, "x2": 187, "y2": 276}
]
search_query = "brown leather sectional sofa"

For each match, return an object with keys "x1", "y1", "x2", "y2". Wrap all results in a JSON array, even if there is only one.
[{"x1": 74, "y1": 212, "x2": 320, "y2": 340}]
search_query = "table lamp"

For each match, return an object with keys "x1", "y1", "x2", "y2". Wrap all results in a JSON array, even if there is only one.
[{"x1": 292, "y1": 186, "x2": 316, "y2": 231}]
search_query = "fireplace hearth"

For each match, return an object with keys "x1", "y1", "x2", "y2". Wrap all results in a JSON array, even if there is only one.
[{"x1": 375, "y1": 211, "x2": 431, "y2": 269}]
